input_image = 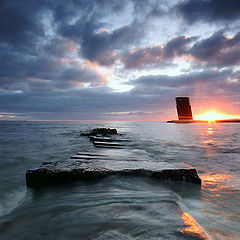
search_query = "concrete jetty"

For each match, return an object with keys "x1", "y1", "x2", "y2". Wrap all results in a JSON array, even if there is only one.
[
  {"x1": 26, "y1": 154, "x2": 201, "y2": 187},
  {"x1": 26, "y1": 128, "x2": 202, "y2": 187}
]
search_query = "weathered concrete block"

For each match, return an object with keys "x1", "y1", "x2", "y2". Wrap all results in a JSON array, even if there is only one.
[{"x1": 26, "y1": 159, "x2": 201, "y2": 187}]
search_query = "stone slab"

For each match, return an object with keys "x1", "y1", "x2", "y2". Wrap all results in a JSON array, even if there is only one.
[
  {"x1": 93, "y1": 141, "x2": 124, "y2": 147},
  {"x1": 92, "y1": 136, "x2": 130, "y2": 142},
  {"x1": 77, "y1": 152, "x2": 106, "y2": 156},
  {"x1": 71, "y1": 155, "x2": 107, "y2": 160},
  {"x1": 26, "y1": 158, "x2": 201, "y2": 187}
]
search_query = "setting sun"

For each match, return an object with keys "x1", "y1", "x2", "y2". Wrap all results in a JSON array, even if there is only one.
[{"x1": 194, "y1": 110, "x2": 240, "y2": 122}]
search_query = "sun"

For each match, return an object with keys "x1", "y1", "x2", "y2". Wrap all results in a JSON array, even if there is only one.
[{"x1": 194, "y1": 110, "x2": 239, "y2": 122}]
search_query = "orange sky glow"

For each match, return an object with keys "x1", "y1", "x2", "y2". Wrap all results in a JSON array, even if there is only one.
[{"x1": 194, "y1": 110, "x2": 240, "y2": 121}]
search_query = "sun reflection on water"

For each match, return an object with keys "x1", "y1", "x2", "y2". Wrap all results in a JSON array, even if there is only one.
[
  {"x1": 202, "y1": 173, "x2": 231, "y2": 183},
  {"x1": 200, "y1": 173, "x2": 232, "y2": 199},
  {"x1": 199, "y1": 124, "x2": 218, "y2": 158},
  {"x1": 206, "y1": 127, "x2": 213, "y2": 135},
  {"x1": 200, "y1": 125, "x2": 232, "y2": 194},
  {"x1": 179, "y1": 212, "x2": 208, "y2": 239}
]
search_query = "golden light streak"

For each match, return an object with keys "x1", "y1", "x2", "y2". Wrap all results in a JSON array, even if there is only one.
[
  {"x1": 206, "y1": 127, "x2": 213, "y2": 134},
  {"x1": 98, "y1": 28, "x2": 111, "y2": 33},
  {"x1": 200, "y1": 173, "x2": 231, "y2": 196},
  {"x1": 179, "y1": 212, "x2": 208, "y2": 239},
  {"x1": 0, "y1": 115, "x2": 16, "y2": 118}
]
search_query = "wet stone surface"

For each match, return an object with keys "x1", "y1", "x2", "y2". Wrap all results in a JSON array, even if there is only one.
[{"x1": 26, "y1": 157, "x2": 201, "y2": 187}]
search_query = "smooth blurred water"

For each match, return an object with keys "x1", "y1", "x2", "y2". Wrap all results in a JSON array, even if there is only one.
[{"x1": 0, "y1": 121, "x2": 239, "y2": 239}]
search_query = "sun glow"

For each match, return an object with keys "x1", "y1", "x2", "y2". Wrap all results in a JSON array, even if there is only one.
[{"x1": 194, "y1": 110, "x2": 240, "y2": 122}]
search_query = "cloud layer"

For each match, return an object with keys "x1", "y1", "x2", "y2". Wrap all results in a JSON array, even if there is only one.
[
  {"x1": 0, "y1": 0, "x2": 240, "y2": 120},
  {"x1": 176, "y1": 0, "x2": 240, "y2": 23}
]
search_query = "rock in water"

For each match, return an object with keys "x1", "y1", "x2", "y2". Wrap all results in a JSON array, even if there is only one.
[
  {"x1": 26, "y1": 159, "x2": 201, "y2": 187},
  {"x1": 91, "y1": 128, "x2": 117, "y2": 136},
  {"x1": 80, "y1": 128, "x2": 118, "y2": 137}
]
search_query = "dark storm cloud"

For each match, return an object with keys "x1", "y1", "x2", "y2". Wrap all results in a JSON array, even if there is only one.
[
  {"x1": 120, "y1": 30, "x2": 240, "y2": 69},
  {"x1": 0, "y1": 0, "x2": 152, "y2": 119},
  {"x1": 0, "y1": 87, "x2": 165, "y2": 120},
  {"x1": 0, "y1": 0, "x2": 117, "y2": 92},
  {"x1": 121, "y1": 45, "x2": 164, "y2": 69},
  {"x1": 0, "y1": 0, "x2": 169, "y2": 64},
  {"x1": 0, "y1": 0, "x2": 129, "y2": 51},
  {"x1": 121, "y1": 36, "x2": 195, "y2": 68},
  {"x1": 0, "y1": 0, "x2": 45, "y2": 51},
  {"x1": 127, "y1": 69, "x2": 240, "y2": 118},
  {"x1": 0, "y1": 0, "x2": 137, "y2": 58},
  {"x1": 189, "y1": 31, "x2": 240, "y2": 67},
  {"x1": 164, "y1": 36, "x2": 195, "y2": 58},
  {"x1": 87, "y1": 69, "x2": 240, "y2": 119},
  {"x1": 0, "y1": 0, "x2": 150, "y2": 92},
  {"x1": 129, "y1": 69, "x2": 237, "y2": 96},
  {"x1": 52, "y1": 0, "x2": 127, "y2": 25},
  {"x1": 59, "y1": 15, "x2": 146, "y2": 66},
  {"x1": 0, "y1": 49, "x2": 107, "y2": 91},
  {"x1": 58, "y1": 67, "x2": 107, "y2": 87},
  {"x1": 176, "y1": 0, "x2": 240, "y2": 24},
  {"x1": 1, "y1": 0, "x2": 239, "y2": 120},
  {"x1": 43, "y1": 37, "x2": 78, "y2": 58},
  {"x1": 1, "y1": 69, "x2": 239, "y2": 120},
  {"x1": 55, "y1": 0, "x2": 169, "y2": 65}
]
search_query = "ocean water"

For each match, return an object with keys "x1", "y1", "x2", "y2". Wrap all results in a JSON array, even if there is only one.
[{"x1": 0, "y1": 121, "x2": 239, "y2": 240}]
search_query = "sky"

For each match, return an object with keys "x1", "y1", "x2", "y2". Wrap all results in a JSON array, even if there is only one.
[{"x1": 0, "y1": 0, "x2": 240, "y2": 121}]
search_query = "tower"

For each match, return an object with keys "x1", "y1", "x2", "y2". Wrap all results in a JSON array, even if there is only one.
[{"x1": 176, "y1": 97, "x2": 193, "y2": 120}]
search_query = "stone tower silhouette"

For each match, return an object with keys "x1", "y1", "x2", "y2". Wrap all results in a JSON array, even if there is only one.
[{"x1": 176, "y1": 97, "x2": 193, "y2": 120}]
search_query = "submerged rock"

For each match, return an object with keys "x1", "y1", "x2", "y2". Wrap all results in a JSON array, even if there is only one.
[
  {"x1": 80, "y1": 128, "x2": 118, "y2": 137},
  {"x1": 26, "y1": 158, "x2": 201, "y2": 187},
  {"x1": 93, "y1": 141, "x2": 124, "y2": 148},
  {"x1": 80, "y1": 132, "x2": 91, "y2": 136},
  {"x1": 91, "y1": 128, "x2": 117, "y2": 136}
]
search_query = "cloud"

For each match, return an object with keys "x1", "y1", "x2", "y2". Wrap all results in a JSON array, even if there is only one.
[
  {"x1": 43, "y1": 37, "x2": 78, "y2": 58},
  {"x1": 0, "y1": 0, "x2": 146, "y2": 63},
  {"x1": 58, "y1": 67, "x2": 107, "y2": 87},
  {"x1": 0, "y1": 49, "x2": 107, "y2": 91},
  {"x1": 121, "y1": 45, "x2": 164, "y2": 69},
  {"x1": 176, "y1": 0, "x2": 240, "y2": 24},
  {"x1": 0, "y1": 87, "x2": 161, "y2": 120},
  {"x1": 164, "y1": 36, "x2": 195, "y2": 58},
  {"x1": 189, "y1": 31, "x2": 240, "y2": 67},
  {"x1": 0, "y1": 0, "x2": 149, "y2": 93},
  {"x1": 128, "y1": 68, "x2": 240, "y2": 116},
  {"x1": 59, "y1": 16, "x2": 146, "y2": 66},
  {"x1": 0, "y1": 0, "x2": 45, "y2": 51},
  {"x1": 0, "y1": 0, "x2": 168, "y2": 69},
  {"x1": 129, "y1": 69, "x2": 237, "y2": 96},
  {"x1": 0, "y1": 68, "x2": 239, "y2": 120},
  {"x1": 52, "y1": 0, "x2": 127, "y2": 25},
  {"x1": 55, "y1": 0, "x2": 170, "y2": 65},
  {"x1": 0, "y1": 0, "x2": 240, "y2": 120},
  {"x1": 120, "y1": 30, "x2": 240, "y2": 69},
  {"x1": 121, "y1": 36, "x2": 195, "y2": 68},
  {"x1": 81, "y1": 21, "x2": 143, "y2": 65}
]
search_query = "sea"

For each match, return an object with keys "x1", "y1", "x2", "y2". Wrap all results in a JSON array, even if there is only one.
[{"x1": 0, "y1": 121, "x2": 239, "y2": 240}]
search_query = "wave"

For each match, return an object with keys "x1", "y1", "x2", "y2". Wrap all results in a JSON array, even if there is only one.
[
  {"x1": 0, "y1": 187, "x2": 26, "y2": 217},
  {"x1": 218, "y1": 147, "x2": 240, "y2": 154}
]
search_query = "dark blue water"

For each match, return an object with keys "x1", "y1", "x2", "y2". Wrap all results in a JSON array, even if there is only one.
[{"x1": 0, "y1": 121, "x2": 239, "y2": 239}]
